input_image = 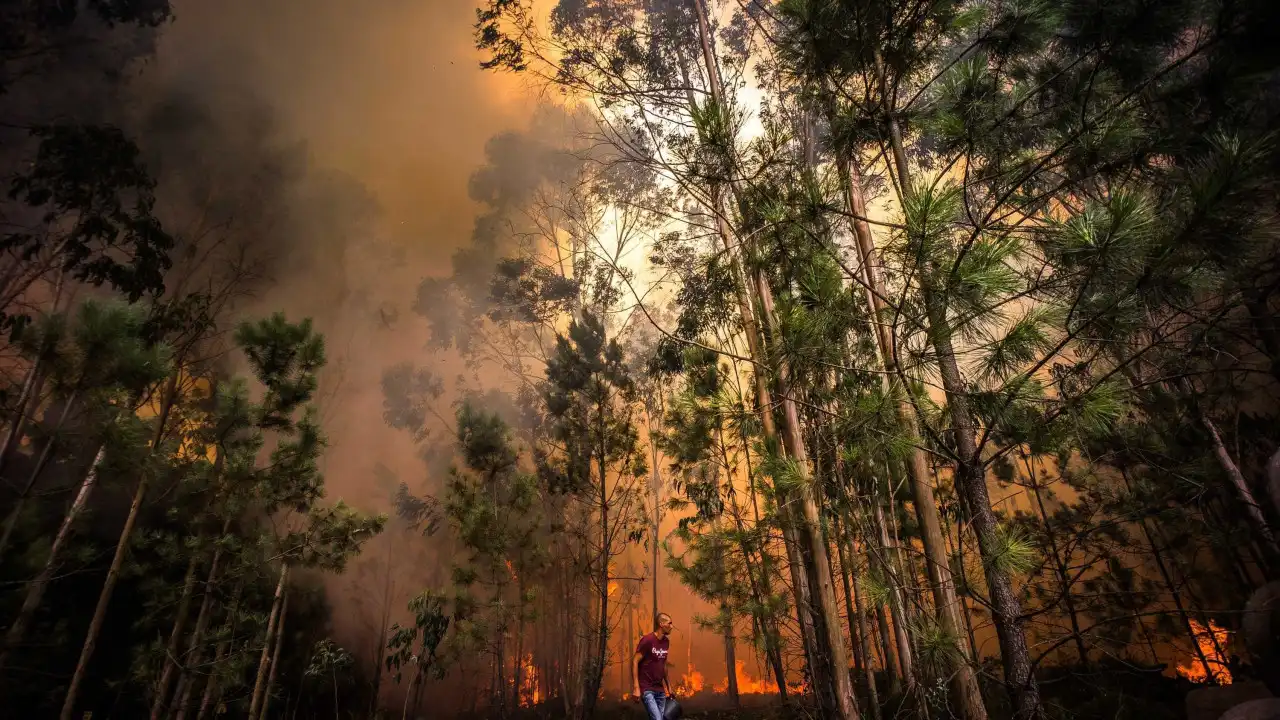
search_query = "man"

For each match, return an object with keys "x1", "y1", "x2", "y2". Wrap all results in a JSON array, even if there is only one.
[{"x1": 633, "y1": 612, "x2": 674, "y2": 720}]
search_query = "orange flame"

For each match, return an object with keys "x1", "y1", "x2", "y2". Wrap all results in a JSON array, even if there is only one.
[
  {"x1": 1175, "y1": 620, "x2": 1232, "y2": 685},
  {"x1": 608, "y1": 581, "x2": 619, "y2": 596},
  {"x1": 673, "y1": 664, "x2": 705, "y2": 695},
  {"x1": 515, "y1": 654, "x2": 542, "y2": 707},
  {"x1": 504, "y1": 560, "x2": 518, "y2": 583},
  {"x1": 712, "y1": 660, "x2": 805, "y2": 696}
]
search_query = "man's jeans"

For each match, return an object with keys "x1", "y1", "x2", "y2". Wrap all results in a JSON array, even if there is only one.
[{"x1": 641, "y1": 689, "x2": 666, "y2": 720}]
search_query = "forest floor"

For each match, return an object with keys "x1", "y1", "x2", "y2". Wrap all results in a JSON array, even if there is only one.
[{"x1": 487, "y1": 662, "x2": 1204, "y2": 720}]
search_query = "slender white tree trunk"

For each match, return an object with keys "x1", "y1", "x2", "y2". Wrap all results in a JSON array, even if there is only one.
[
  {"x1": 151, "y1": 553, "x2": 200, "y2": 719},
  {"x1": 247, "y1": 564, "x2": 289, "y2": 719},
  {"x1": 0, "y1": 445, "x2": 106, "y2": 673},
  {"x1": 260, "y1": 593, "x2": 289, "y2": 720}
]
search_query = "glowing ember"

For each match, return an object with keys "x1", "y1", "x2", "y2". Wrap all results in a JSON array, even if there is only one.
[
  {"x1": 504, "y1": 560, "x2": 518, "y2": 583},
  {"x1": 1175, "y1": 620, "x2": 1232, "y2": 685},
  {"x1": 608, "y1": 581, "x2": 619, "y2": 596}
]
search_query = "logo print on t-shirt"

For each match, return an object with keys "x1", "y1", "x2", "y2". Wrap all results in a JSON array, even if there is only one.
[{"x1": 652, "y1": 647, "x2": 668, "y2": 658}]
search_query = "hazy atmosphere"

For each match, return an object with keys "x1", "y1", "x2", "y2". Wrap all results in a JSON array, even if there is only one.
[{"x1": 1, "y1": 1, "x2": 1279, "y2": 720}]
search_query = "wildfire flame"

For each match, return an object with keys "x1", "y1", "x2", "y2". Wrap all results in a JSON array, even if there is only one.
[
  {"x1": 608, "y1": 581, "x2": 619, "y2": 596},
  {"x1": 516, "y1": 654, "x2": 542, "y2": 707},
  {"x1": 1175, "y1": 620, "x2": 1232, "y2": 684},
  {"x1": 673, "y1": 665, "x2": 705, "y2": 695},
  {"x1": 712, "y1": 660, "x2": 806, "y2": 696}
]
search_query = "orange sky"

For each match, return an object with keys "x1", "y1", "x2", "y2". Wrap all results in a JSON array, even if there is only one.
[{"x1": 136, "y1": 0, "x2": 740, "y2": 704}]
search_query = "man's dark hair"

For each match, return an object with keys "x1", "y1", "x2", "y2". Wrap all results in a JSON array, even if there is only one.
[{"x1": 655, "y1": 612, "x2": 671, "y2": 630}]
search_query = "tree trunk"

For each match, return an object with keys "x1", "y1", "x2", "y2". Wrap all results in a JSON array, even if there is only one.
[
  {"x1": 62, "y1": 371, "x2": 181, "y2": 720},
  {"x1": 495, "y1": 615, "x2": 507, "y2": 718},
  {"x1": 1023, "y1": 454, "x2": 1089, "y2": 668},
  {"x1": 578, "y1": 446, "x2": 610, "y2": 720},
  {"x1": 846, "y1": 156, "x2": 987, "y2": 720},
  {"x1": 887, "y1": 118, "x2": 1041, "y2": 719},
  {"x1": 1119, "y1": 468, "x2": 1220, "y2": 682},
  {"x1": 372, "y1": 543, "x2": 394, "y2": 717},
  {"x1": 1200, "y1": 408, "x2": 1277, "y2": 548},
  {"x1": 151, "y1": 550, "x2": 201, "y2": 719},
  {"x1": 0, "y1": 271, "x2": 64, "y2": 482},
  {"x1": 722, "y1": 600, "x2": 740, "y2": 707},
  {"x1": 845, "y1": 531, "x2": 882, "y2": 720},
  {"x1": 874, "y1": 496, "x2": 916, "y2": 689},
  {"x1": 402, "y1": 670, "x2": 419, "y2": 720},
  {"x1": 756, "y1": 262, "x2": 858, "y2": 718},
  {"x1": 715, "y1": 420, "x2": 782, "y2": 705},
  {"x1": 190, "y1": 581, "x2": 245, "y2": 720},
  {"x1": 924, "y1": 287, "x2": 1041, "y2": 718},
  {"x1": 0, "y1": 389, "x2": 80, "y2": 559},
  {"x1": 173, "y1": 538, "x2": 231, "y2": 720},
  {"x1": 248, "y1": 564, "x2": 290, "y2": 720},
  {"x1": 731, "y1": 395, "x2": 790, "y2": 702},
  {"x1": 1245, "y1": 290, "x2": 1280, "y2": 386},
  {"x1": 647, "y1": 403, "x2": 662, "y2": 627},
  {"x1": 514, "y1": 577, "x2": 526, "y2": 709},
  {"x1": 875, "y1": 601, "x2": 900, "y2": 692},
  {"x1": 261, "y1": 593, "x2": 289, "y2": 720},
  {"x1": 0, "y1": 444, "x2": 106, "y2": 674},
  {"x1": 686, "y1": 0, "x2": 833, "y2": 707},
  {"x1": 834, "y1": 535, "x2": 863, "y2": 676},
  {"x1": 333, "y1": 668, "x2": 340, "y2": 720},
  {"x1": 0, "y1": 359, "x2": 43, "y2": 477}
]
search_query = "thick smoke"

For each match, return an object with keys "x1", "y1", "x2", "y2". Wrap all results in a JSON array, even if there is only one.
[
  {"x1": 105, "y1": 0, "x2": 539, "y2": 693},
  {"x1": 84, "y1": 0, "x2": 736, "y2": 707}
]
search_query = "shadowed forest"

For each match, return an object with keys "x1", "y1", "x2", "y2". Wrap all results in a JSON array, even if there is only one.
[{"x1": 2, "y1": 1, "x2": 1280, "y2": 720}]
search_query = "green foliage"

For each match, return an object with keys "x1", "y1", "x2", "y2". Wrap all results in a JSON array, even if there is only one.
[
  {"x1": 234, "y1": 313, "x2": 325, "y2": 430},
  {"x1": 760, "y1": 451, "x2": 809, "y2": 496},
  {"x1": 386, "y1": 590, "x2": 451, "y2": 684},
  {"x1": 7, "y1": 126, "x2": 173, "y2": 305},
  {"x1": 981, "y1": 523, "x2": 1039, "y2": 576},
  {"x1": 305, "y1": 638, "x2": 354, "y2": 679}
]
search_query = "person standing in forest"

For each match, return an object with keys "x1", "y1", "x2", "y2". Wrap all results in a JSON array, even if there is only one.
[{"x1": 633, "y1": 612, "x2": 674, "y2": 719}]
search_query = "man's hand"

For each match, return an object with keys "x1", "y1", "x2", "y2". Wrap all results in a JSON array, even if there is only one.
[{"x1": 633, "y1": 685, "x2": 641, "y2": 702}]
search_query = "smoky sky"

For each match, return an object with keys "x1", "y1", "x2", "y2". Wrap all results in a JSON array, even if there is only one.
[
  {"x1": 90, "y1": 0, "x2": 751, "y2": 702},
  {"x1": 108, "y1": 0, "x2": 545, "y2": 681},
  {"x1": 148, "y1": 0, "x2": 531, "y2": 259},
  {"x1": 124, "y1": 0, "x2": 538, "y2": 497}
]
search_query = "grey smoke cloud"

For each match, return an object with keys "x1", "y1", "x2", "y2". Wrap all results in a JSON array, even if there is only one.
[
  {"x1": 104, "y1": 0, "x2": 738, "y2": 706},
  {"x1": 108, "y1": 2, "x2": 540, "y2": 697}
]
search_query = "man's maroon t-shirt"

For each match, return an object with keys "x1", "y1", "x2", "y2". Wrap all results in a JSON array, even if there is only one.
[{"x1": 635, "y1": 632, "x2": 670, "y2": 693}]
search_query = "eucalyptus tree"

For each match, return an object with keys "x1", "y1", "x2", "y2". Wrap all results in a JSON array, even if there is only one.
[
  {"x1": 304, "y1": 638, "x2": 355, "y2": 720},
  {"x1": 0, "y1": 124, "x2": 174, "y2": 316},
  {"x1": 386, "y1": 589, "x2": 451, "y2": 720}
]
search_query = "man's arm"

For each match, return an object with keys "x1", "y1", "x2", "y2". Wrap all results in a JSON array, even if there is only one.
[{"x1": 632, "y1": 652, "x2": 643, "y2": 698}]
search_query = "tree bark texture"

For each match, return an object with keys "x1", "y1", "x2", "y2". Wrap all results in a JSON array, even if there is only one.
[
  {"x1": 248, "y1": 564, "x2": 290, "y2": 720},
  {"x1": 0, "y1": 445, "x2": 106, "y2": 676}
]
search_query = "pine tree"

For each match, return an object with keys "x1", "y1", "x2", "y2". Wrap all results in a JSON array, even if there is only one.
[
  {"x1": 541, "y1": 312, "x2": 649, "y2": 720},
  {"x1": 0, "y1": 300, "x2": 169, "y2": 680}
]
